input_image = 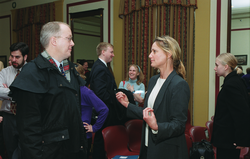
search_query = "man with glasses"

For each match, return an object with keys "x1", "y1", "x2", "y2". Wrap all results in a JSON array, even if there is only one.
[{"x1": 9, "y1": 21, "x2": 87, "y2": 159}]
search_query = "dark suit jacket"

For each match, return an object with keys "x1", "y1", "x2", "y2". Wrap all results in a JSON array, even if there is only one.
[
  {"x1": 87, "y1": 58, "x2": 117, "y2": 126},
  {"x1": 127, "y1": 70, "x2": 190, "y2": 159},
  {"x1": 211, "y1": 71, "x2": 250, "y2": 149}
]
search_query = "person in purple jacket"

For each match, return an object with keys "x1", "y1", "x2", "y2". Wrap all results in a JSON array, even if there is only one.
[{"x1": 75, "y1": 63, "x2": 109, "y2": 157}]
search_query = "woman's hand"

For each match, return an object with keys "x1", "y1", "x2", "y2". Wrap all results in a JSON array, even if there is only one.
[
  {"x1": 126, "y1": 83, "x2": 134, "y2": 92},
  {"x1": 143, "y1": 107, "x2": 158, "y2": 131},
  {"x1": 133, "y1": 93, "x2": 144, "y2": 103},
  {"x1": 116, "y1": 91, "x2": 129, "y2": 108},
  {"x1": 83, "y1": 122, "x2": 93, "y2": 133},
  {"x1": 0, "y1": 116, "x2": 3, "y2": 123}
]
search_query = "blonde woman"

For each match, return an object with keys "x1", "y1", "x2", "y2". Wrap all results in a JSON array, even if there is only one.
[
  {"x1": 116, "y1": 35, "x2": 190, "y2": 159},
  {"x1": 212, "y1": 53, "x2": 250, "y2": 159}
]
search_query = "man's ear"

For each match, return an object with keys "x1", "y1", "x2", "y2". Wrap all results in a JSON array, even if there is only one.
[
  {"x1": 101, "y1": 49, "x2": 105, "y2": 56},
  {"x1": 24, "y1": 55, "x2": 28, "y2": 61},
  {"x1": 51, "y1": 37, "x2": 57, "y2": 46}
]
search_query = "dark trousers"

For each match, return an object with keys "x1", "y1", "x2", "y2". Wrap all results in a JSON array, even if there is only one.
[
  {"x1": 92, "y1": 130, "x2": 106, "y2": 159},
  {"x1": 2, "y1": 112, "x2": 20, "y2": 159},
  {"x1": 216, "y1": 147, "x2": 240, "y2": 159}
]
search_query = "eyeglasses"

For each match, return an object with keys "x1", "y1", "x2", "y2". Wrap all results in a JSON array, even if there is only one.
[{"x1": 55, "y1": 36, "x2": 73, "y2": 42}]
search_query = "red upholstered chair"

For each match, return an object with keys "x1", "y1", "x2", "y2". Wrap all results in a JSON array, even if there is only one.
[
  {"x1": 185, "y1": 110, "x2": 193, "y2": 135},
  {"x1": 205, "y1": 120, "x2": 213, "y2": 141},
  {"x1": 102, "y1": 125, "x2": 139, "y2": 159},
  {"x1": 125, "y1": 119, "x2": 143, "y2": 153},
  {"x1": 240, "y1": 147, "x2": 250, "y2": 159},
  {"x1": 205, "y1": 121, "x2": 217, "y2": 158},
  {"x1": 185, "y1": 134, "x2": 193, "y2": 156},
  {"x1": 189, "y1": 126, "x2": 207, "y2": 143}
]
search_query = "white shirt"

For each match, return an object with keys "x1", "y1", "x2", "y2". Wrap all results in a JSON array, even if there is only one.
[
  {"x1": 99, "y1": 58, "x2": 107, "y2": 67},
  {"x1": 0, "y1": 65, "x2": 25, "y2": 113},
  {"x1": 145, "y1": 77, "x2": 166, "y2": 146}
]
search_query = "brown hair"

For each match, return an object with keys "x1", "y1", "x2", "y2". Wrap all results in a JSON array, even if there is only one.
[
  {"x1": 154, "y1": 35, "x2": 186, "y2": 79},
  {"x1": 75, "y1": 63, "x2": 86, "y2": 80}
]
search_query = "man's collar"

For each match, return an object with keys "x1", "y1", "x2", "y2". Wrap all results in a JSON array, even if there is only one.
[
  {"x1": 99, "y1": 58, "x2": 107, "y2": 67},
  {"x1": 52, "y1": 57, "x2": 63, "y2": 69}
]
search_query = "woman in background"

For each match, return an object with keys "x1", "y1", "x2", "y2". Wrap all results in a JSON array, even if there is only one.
[
  {"x1": 116, "y1": 35, "x2": 190, "y2": 159},
  {"x1": 212, "y1": 53, "x2": 250, "y2": 159},
  {"x1": 119, "y1": 64, "x2": 145, "y2": 106},
  {"x1": 75, "y1": 63, "x2": 109, "y2": 158}
]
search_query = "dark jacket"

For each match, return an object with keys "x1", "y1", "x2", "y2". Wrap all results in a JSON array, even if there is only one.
[
  {"x1": 127, "y1": 70, "x2": 190, "y2": 159},
  {"x1": 9, "y1": 54, "x2": 87, "y2": 159},
  {"x1": 211, "y1": 71, "x2": 250, "y2": 149},
  {"x1": 87, "y1": 58, "x2": 117, "y2": 105},
  {"x1": 87, "y1": 58, "x2": 117, "y2": 126}
]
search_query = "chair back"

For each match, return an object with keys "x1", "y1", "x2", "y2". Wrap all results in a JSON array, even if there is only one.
[
  {"x1": 102, "y1": 125, "x2": 138, "y2": 159},
  {"x1": 125, "y1": 119, "x2": 143, "y2": 153},
  {"x1": 205, "y1": 120, "x2": 213, "y2": 141},
  {"x1": 240, "y1": 147, "x2": 250, "y2": 159},
  {"x1": 189, "y1": 126, "x2": 207, "y2": 142}
]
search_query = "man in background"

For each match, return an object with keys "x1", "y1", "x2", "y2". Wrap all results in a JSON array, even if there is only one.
[
  {"x1": 0, "y1": 42, "x2": 29, "y2": 159},
  {"x1": 9, "y1": 21, "x2": 87, "y2": 159},
  {"x1": 87, "y1": 42, "x2": 117, "y2": 159}
]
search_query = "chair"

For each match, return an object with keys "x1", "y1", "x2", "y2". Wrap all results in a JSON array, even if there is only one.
[
  {"x1": 189, "y1": 126, "x2": 207, "y2": 142},
  {"x1": 125, "y1": 119, "x2": 143, "y2": 153},
  {"x1": 185, "y1": 134, "x2": 193, "y2": 156},
  {"x1": 240, "y1": 147, "x2": 250, "y2": 159},
  {"x1": 205, "y1": 120, "x2": 213, "y2": 141},
  {"x1": 185, "y1": 110, "x2": 193, "y2": 135},
  {"x1": 205, "y1": 121, "x2": 217, "y2": 158},
  {"x1": 102, "y1": 125, "x2": 139, "y2": 159}
]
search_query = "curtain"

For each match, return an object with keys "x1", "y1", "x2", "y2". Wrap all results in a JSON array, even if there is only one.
[
  {"x1": 119, "y1": 0, "x2": 197, "y2": 116},
  {"x1": 11, "y1": 2, "x2": 56, "y2": 62}
]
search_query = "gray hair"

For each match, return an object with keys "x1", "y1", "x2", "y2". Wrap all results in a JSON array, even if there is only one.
[{"x1": 40, "y1": 21, "x2": 70, "y2": 48}]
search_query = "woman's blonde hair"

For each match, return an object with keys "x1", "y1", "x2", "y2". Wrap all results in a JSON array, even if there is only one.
[
  {"x1": 125, "y1": 64, "x2": 144, "y2": 85},
  {"x1": 216, "y1": 53, "x2": 241, "y2": 74},
  {"x1": 154, "y1": 35, "x2": 186, "y2": 79},
  {"x1": 75, "y1": 63, "x2": 86, "y2": 80}
]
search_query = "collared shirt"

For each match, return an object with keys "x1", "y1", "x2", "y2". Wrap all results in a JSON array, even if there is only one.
[
  {"x1": 0, "y1": 63, "x2": 26, "y2": 113},
  {"x1": 52, "y1": 57, "x2": 64, "y2": 72},
  {"x1": 99, "y1": 58, "x2": 107, "y2": 67}
]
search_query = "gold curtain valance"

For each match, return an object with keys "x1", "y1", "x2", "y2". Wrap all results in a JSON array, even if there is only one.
[{"x1": 119, "y1": 0, "x2": 197, "y2": 18}]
